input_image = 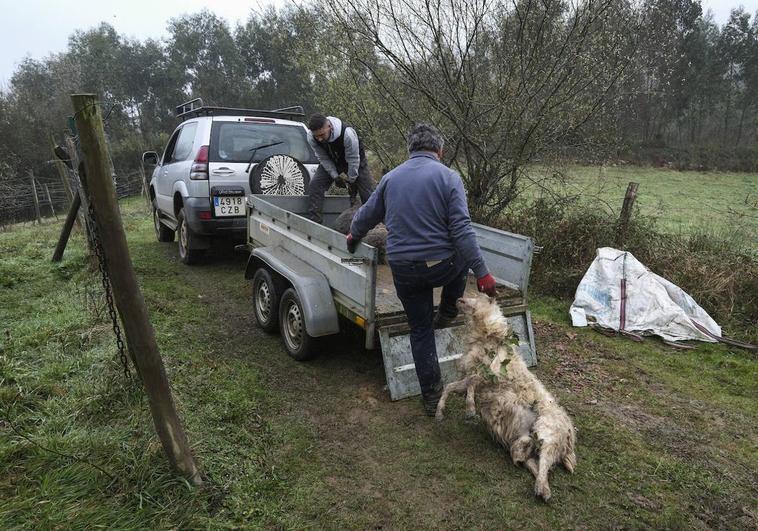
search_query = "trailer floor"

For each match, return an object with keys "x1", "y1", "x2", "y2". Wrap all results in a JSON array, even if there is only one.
[
  {"x1": 375, "y1": 264, "x2": 520, "y2": 315},
  {"x1": 375, "y1": 265, "x2": 476, "y2": 314}
]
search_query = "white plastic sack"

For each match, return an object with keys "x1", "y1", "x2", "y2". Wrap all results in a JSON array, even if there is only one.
[{"x1": 570, "y1": 247, "x2": 721, "y2": 343}]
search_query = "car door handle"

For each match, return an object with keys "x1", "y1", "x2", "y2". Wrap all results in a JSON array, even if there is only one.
[{"x1": 212, "y1": 167, "x2": 235, "y2": 175}]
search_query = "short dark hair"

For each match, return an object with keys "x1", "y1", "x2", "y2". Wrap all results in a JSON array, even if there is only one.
[
  {"x1": 308, "y1": 113, "x2": 328, "y2": 131},
  {"x1": 407, "y1": 123, "x2": 444, "y2": 153}
]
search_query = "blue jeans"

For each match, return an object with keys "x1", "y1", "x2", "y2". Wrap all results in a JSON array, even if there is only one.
[{"x1": 389, "y1": 252, "x2": 468, "y2": 397}]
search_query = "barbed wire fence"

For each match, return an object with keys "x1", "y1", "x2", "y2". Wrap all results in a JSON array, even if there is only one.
[{"x1": 0, "y1": 166, "x2": 146, "y2": 231}]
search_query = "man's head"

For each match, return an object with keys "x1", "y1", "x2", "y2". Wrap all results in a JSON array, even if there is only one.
[
  {"x1": 407, "y1": 123, "x2": 444, "y2": 158},
  {"x1": 308, "y1": 113, "x2": 332, "y2": 143}
]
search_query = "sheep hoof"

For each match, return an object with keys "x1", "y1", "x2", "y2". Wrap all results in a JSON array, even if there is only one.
[{"x1": 534, "y1": 482, "x2": 551, "y2": 501}]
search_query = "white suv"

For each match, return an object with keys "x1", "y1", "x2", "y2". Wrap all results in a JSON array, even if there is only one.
[{"x1": 142, "y1": 99, "x2": 318, "y2": 264}]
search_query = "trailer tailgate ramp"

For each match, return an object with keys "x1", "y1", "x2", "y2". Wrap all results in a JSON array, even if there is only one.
[
  {"x1": 379, "y1": 309, "x2": 537, "y2": 401},
  {"x1": 379, "y1": 224, "x2": 537, "y2": 401}
]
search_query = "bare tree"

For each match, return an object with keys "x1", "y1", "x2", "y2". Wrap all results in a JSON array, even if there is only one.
[{"x1": 320, "y1": 0, "x2": 641, "y2": 221}]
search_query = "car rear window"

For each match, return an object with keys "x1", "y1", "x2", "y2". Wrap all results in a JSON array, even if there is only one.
[{"x1": 209, "y1": 122, "x2": 318, "y2": 164}]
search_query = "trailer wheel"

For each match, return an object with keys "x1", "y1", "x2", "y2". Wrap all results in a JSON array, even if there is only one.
[
  {"x1": 279, "y1": 288, "x2": 317, "y2": 361},
  {"x1": 252, "y1": 268, "x2": 280, "y2": 333}
]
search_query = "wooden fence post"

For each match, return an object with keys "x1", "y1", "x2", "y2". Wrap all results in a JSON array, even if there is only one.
[
  {"x1": 52, "y1": 192, "x2": 81, "y2": 262},
  {"x1": 616, "y1": 181, "x2": 639, "y2": 248},
  {"x1": 139, "y1": 162, "x2": 151, "y2": 208},
  {"x1": 71, "y1": 93, "x2": 202, "y2": 485},
  {"x1": 44, "y1": 184, "x2": 58, "y2": 220},
  {"x1": 65, "y1": 136, "x2": 85, "y2": 220},
  {"x1": 30, "y1": 172, "x2": 42, "y2": 224},
  {"x1": 51, "y1": 134, "x2": 75, "y2": 205}
]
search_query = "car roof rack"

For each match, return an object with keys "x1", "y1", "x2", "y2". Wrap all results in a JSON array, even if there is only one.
[{"x1": 175, "y1": 98, "x2": 305, "y2": 122}]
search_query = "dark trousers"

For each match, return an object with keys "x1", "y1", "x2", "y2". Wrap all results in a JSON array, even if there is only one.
[
  {"x1": 389, "y1": 253, "x2": 469, "y2": 397},
  {"x1": 307, "y1": 158, "x2": 374, "y2": 223}
]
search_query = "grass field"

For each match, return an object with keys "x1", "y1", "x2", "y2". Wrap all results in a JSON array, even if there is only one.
[
  {"x1": 1, "y1": 198, "x2": 756, "y2": 529},
  {"x1": 523, "y1": 165, "x2": 757, "y2": 250}
]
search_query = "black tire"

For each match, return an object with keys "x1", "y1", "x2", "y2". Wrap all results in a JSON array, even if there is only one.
[
  {"x1": 250, "y1": 154, "x2": 310, "y2": 195},
  {"x1": 278, "y1": 288, "x2": 317, "y2": 361},
  {"x1": 177, "y1": 208, "x2": 204, "y2": 265},
  {"x1": 252, "y1": 268, "x2": 281, "y2": 333},
  {"x1": 153, "y1": 204, "x2": 175, "y2": 242}
]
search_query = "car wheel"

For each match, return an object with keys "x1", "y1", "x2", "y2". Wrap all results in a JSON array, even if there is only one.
[
  {"x1": 250, "y1": 154, "x2": 310, "y2": 195},
  {"x1": 252, "y1": 268, "x2": 281, "y2": 333},
  {"x1": 278, "y1": 288, "x2": 317, "y2": 361},
  {"x1": 153, "y1": 204, "x2": 175, "y2": 242},
  {"x1": 177, "y1": 208, "x2": 204, "y2": 265}
]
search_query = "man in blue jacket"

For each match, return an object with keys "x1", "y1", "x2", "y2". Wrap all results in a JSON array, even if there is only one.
[{"x1": 348, "y1": 123, "x2": 497, "y2": 416}]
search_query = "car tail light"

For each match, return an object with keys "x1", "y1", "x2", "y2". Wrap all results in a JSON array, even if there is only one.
[
  {"x1": 198, "y1": 211, "x2": 212, "y2": 220},
  {"x1": 244, "y1": 117, "x2": 275, "y2": 123},
  {"x1": 190, "y1": 145, "x2": 209, "y2": 180}
]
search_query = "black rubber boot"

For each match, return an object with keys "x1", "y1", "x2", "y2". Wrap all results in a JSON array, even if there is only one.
[
  {"x1": 433, "y1": 310, "x2": 457, "y2": 329},
  {"x1": 422, "y1": 383, "x2": 443, "y2": 417}
]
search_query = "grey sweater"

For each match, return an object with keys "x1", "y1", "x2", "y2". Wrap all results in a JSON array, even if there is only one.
[
  {"x1": 306, "y1": 116, "x2": 361, "y2": 181},
  {"x1": 350, "y1": 151, "x2": 488, "y2": 278}
]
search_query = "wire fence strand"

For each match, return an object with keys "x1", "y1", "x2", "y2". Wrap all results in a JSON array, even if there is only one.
[{"x1": 0, "y1": 170, "x2": 145, "y2": 229}]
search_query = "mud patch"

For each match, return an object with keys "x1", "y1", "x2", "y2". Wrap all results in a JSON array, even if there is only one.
[
  {"x1": 532, "y1": 321, "x2": 615, "y2": 396},
  {"x1": 598, "y1": 402, "x2": 710, "y2": 460}
]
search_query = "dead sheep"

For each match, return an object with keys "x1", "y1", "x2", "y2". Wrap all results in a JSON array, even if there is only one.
[{"x1": 436, "y1": 294, "x2": 577, "y2": 501}]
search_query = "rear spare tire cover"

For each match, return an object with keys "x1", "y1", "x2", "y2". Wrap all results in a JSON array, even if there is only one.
[{"x1": 250, "y1": 154, "x2": 310, "y2": 195}]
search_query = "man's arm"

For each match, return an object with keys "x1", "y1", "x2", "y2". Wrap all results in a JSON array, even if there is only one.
[
  {"x1": 447, "y1": 172, "x2": 488, "y2": 278},
  {"x1": 343, "y1": 128, "x2": 361, "y2": 182},
  {"x1": 350, "y1": 178, "x2": 386, "y2": 239},
  {"x1": 307, "y1": 133, "x2": 339, "y2": 179}
]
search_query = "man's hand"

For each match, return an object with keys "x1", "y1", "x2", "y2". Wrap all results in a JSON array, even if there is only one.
[
  {"x1": 477, "y1": 273, "x2": 497, "y2": 297},
  {"x1": 346, "y1": 233, "x2": 361, "y2": 253},
  {"x1": 333, "y1": 173, "x2": 349, "y2": 189}
]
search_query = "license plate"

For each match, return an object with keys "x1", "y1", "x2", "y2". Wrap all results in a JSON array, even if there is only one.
[{"x1": 213, "y1": 195, "x2": 244, "y2": 217}]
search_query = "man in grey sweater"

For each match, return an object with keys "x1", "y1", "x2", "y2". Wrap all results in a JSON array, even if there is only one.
[
  {"x1": 348, "y1": 123, "x2": 497, "y2": 415},
  {"x1": 306, "y1": 114, "x2": 374, "y2": 223}
]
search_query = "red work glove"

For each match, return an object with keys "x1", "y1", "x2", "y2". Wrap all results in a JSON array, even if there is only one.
[
  {"x1": 477, "y1": 273, "x2": 497, "y2": 297},
  {"x1": 346, "y1": 233, "x2": 360, "y2": 253}
]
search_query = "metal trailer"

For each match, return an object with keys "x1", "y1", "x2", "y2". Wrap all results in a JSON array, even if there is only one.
[{"x1": 244, "y1": 194, "x2": 537, "y2": 400}]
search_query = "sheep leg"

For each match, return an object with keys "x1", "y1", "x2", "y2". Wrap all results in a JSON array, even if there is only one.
[
  {"x1": 534, "y1": 443, "x2": 559, "y2": 501},
  {"x1": 435, "y1": 377, "x2": 472, "y2": 422},
  {"x1": 464, "y1": 376, "x2": 482, "y2": 419},
  {"x1": 525, "y1": 458, "x2": 539, "y2": 479}
]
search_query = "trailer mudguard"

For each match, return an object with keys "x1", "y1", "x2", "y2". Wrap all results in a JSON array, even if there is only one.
[{"x1": 245, "y1": 246, "x2": 340, "y2": 337}]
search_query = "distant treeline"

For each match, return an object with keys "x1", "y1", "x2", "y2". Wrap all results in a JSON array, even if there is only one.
[{"x1": 0, "y1": 0, "x2": 756, "y2": 217}]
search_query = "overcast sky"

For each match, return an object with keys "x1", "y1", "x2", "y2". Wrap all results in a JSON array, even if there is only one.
[{"x1": 1, "y1": 0, "x2": 756, "y2": 87}]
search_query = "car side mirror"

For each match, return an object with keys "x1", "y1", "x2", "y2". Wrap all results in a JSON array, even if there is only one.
[{"x1": 142, "y1": 151, "x2": 159, "y2": 165}]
